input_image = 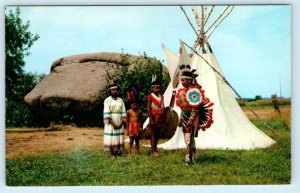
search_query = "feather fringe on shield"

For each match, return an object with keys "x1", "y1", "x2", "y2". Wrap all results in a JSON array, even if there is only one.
[{"x1": 176, "y1": 86, "x2": 214, "y2": 131}]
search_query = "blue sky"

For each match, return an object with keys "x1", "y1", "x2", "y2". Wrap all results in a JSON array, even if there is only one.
[{"x1": 6, "y1": 5, "x2": 291, "y2": 98}]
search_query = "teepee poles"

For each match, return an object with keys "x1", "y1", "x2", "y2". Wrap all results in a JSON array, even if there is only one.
[
  {"x1": 191, "y1": 6, "x2": 206, "y2": 51},
  {"x1": 180, "y1": 6, "x2": 198, "y2": 37},
  {"x1": 180, "y1": 6, "x2": 203, "y2": 51},
  {"x1": 207, "y1": 6, "x2": 234, "y2": 39},
  {"x1": 205, "y1": 6, "x2": 232, "y2": 34},
  {"x1": 179, "y1": 5, "x2": 276, "y2": 134},
  {"x1": 203, "y1": 5, "x2": 215, "y2": 26},
  {"x1": 182, "y1": 41, "x2": 276, "y2": 134},
  {"x1": 192, "y1": 6, "x2": 201, "y2": 28}
]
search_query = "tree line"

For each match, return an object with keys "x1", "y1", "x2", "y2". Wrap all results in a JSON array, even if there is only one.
[{"x1": 5, "y1": 7, "x2": 45, "y2": 127}]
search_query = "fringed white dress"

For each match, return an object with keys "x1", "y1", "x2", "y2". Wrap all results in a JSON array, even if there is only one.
[{"x1": 103, "y1": 96, "x2": 126, "y2": 152}]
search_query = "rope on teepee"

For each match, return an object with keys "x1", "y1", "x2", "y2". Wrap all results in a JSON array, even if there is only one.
[{"x1": 182, "y1": 41, "x2": 276, "y2": 134}]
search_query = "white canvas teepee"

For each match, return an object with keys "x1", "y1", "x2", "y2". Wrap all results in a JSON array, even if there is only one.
[{"x1": 150, "y1": 6, "x2": 276, "y2": 150}]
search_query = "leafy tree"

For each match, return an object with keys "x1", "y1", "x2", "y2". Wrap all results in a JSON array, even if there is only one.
[
  {"x1": 104, "y1": 52, "x2": 170, "y2": 122},
  {"x1": 5, "y1": 7, "x2": 40, "y2": 127},
  {"x1": 255, "y1": 95, "x2": 262, "y2": 101}
]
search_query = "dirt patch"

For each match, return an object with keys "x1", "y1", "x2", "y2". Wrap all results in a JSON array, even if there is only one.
[
  {"x1": 243, "y1": 105, "x2": 291, "y2": 127},
  {"x1": 6, "y1": 127, "x2": 104, "y2": 159}
]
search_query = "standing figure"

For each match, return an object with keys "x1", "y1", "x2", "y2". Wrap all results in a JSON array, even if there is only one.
[
  {"x1": 147, "y1": 75, "x2": 166, "y2": 157},
  {"x1": 176, "y1": 64, "x2": 214, "y2": 165},
  {"x1": 103, "y1": 80, "x2": 126, "y2": 158},
  {"x1": 271, "y1": 93, "x2": 281, "y2": 115},
  {"x1": 126, "y1": 87, "x2": 143, "y2": 157}
]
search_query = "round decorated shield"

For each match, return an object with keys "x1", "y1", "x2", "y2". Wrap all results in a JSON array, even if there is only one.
[{"x1": 186, "y1": 87, "x2": 203, "y2": 107}]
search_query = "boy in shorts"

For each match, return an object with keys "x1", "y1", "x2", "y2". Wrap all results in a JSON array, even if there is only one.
[{"x1": 126, "y1": 87, "x2": 143, "y2": 157}]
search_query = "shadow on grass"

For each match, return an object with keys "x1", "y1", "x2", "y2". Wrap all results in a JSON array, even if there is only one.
[{"x1": 195, "y1": 154, "x2": 230, "y2": 164}]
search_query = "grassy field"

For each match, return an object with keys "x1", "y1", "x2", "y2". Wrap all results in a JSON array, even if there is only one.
[{"x1": 6, "y1": 104, "x2": 291, "y2": 186}]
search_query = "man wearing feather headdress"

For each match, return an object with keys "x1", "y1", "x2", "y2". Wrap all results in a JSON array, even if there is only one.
[{"x1": 176, "y1": 64, "x2": 214, "y2": 165}]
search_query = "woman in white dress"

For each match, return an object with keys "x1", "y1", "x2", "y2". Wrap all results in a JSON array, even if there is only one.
[{"x1": 103, "y1": 80, "x2": 126, "y2": 158}]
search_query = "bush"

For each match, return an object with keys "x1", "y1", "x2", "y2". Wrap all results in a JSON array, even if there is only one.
[
  {"x1": 255, "y1": 95, "x2": 262, "y2": 100},
  {"x1": 6, "y1": 72, "x2": 45, "y2": 127},
  {"x1": 104, "y1": 52, "x2": 170, "y2": 122}
]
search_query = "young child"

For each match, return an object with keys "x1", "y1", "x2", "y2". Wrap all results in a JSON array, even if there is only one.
[
  {"x1": 147, "y1": 75, "x2": 165, "y2": 157},
  {"x1": 126, "y1": 87, "x2": 143, "y2": 157}
]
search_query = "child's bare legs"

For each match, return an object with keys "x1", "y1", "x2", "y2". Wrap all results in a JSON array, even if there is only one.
[
  {"x1": 151, "y1": 126, "x2": 160, "y2": 156},
  {"x1": 135, "y1": 138, "x2": 140, "y2": 156},
  {"x1": 128, "y1": 138, "x2": 134, "y2": 157}
]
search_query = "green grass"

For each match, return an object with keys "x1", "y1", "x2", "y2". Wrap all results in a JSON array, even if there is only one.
[
  {"x1": 6, "y1": 129, "x2": 290, "y2": 186},
  {"x1": 252, "y1": 118, "x2": 290, "y2": 131}
]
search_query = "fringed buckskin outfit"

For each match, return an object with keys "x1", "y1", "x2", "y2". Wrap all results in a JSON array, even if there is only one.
[{"x1": 103, "y1": 96, "x2": 126, "y2": 152}]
